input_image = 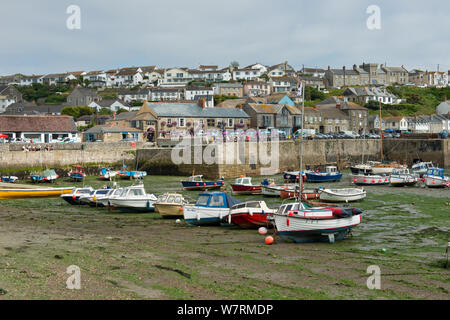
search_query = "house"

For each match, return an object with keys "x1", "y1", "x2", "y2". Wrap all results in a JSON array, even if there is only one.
[
  {"x1": 268, "y1": 76, "x2": 297, "y2": 93},
  {"x1": 324, "y1": 67, "x2": 361, "y2": 88},
  {"x1": 299, "y1": 76, "x2": 324, "y2": 90},
  {"x1": 0, "y1": 115, "x2": 78, "y2": 143},
  {"x1": 84, "y1": 71, "x2": 109, "y2": 87},
  {"x1": 75, "y1": 115, "x2": 112, "y2": 127},
  {"x1": 212, "y1": 83, "x2": 243, "y2": 97},
  {"x1": 145, "y1": 101, "x2": 250, "y2": 138},
  {"x1": 406, "y1": 116, "x2": 430, "y2": 133},
  {"x1": 232, "y1": 68, "x2": 261, "y2": 81},
  {"x1": 343, "y1": 87, "x2": 398, "y2": 105},
  {"x1": 161, "y1": 68, "x2": 191, "y2": 87},
  {"x1": 105, "y1": 111, "x2": 138, "y2": 129},
  {"x1": 188, "y1": 68, "x2": 232, "y2": 82},
  {"x1": 243, "y1": 81, "x2": 270, "y2": 97},
  {"x1": 242, "y1": 103, "x2": 302, "y2": 135},
  {"x1": 368, "y1": 115, "x2": 381, "y2": 132},
  {"x1": 303, "y1": 107, "x2": 323, "y2": 133},
  {"x1": 149, "y1": 87, "x2": 184, "y2": 101},
  {"x1": 380, "y1": 64, "x2": 409, "y2": 85},
  {"x1": 423, "y1": 71, "x2": 448, "y2": 87},
  {"x1": 66, "y1": 87, "x2": 101, "y2": 106},
  {"x1": 244, "y1": 63, "x2": 268, "y2": 74},
  {"x1": 19, "y1": 75, "x2": 44, "y2": 87},
  {"x1": 0, "y1": 74, "x2": 23, "y2": 86},
  {"x1": 42, "y1": 73, "x2": 73, "y2": 86},
  {"x1": 267, "y1": 62, "x2": 296, "y2": 77},
  {"x1": 184, "y1": 86, "x2": 214, "y2": 107},
  {"x1": 382, "y1": 116, "x2": 409, "y2": 132},
  {"x1": 83, "y1": 124, "x2": 143, "y2": 142},
  {"x1": 127, "y1": 102, "x2": 158, "y2": 141},
  {"x1": 299, "y1": 67, "x2": 327, "y2": 78},
  {"x1": 0, "y1": 85, "x2": 23, "y2": 113},
  {"x1": 88, "y1": 99, "x2": 131, "y2": 112},
  {"x1": 113, "y1": 68, "x2": 144, "y2": 87},
  {"x1": 118, "y1": 89, "x2": 150, "y2": 103},
  {"x1": 419, "y1": 116, "x2": 442, "y2": 133},
  {"x1": 436, "y1": 100, "x2": 450, "y2": 115},
  {"x1": 4, "y1": 103, "x2": 65, "y2": 116}
]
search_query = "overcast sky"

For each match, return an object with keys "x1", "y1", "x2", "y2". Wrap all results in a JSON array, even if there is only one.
[{"x1": 1, "y1": 0, "x2": 449, "y2": 75}]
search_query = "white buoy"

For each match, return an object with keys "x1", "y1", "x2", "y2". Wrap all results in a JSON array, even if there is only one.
[
  {"x1": 258, "y1": 227, "x2": 268, "y2": 235},
  {"x1": 176, "y1": 219, "x2": 181, "y2": 224}
]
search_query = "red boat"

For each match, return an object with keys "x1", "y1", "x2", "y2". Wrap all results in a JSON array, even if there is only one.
[
  {"x1": 279, "y1": 186, "x2": 320, "y2": 200},
  {"x1": 231, "y1": 177, "x2": 262, "y2": 195},
  {"x1": 226, "y1": 201, "x2": 276, "y2": 229}
]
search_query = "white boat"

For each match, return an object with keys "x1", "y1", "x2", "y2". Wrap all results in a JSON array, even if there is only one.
[
  {"x1": 97, "y1": 187, "x2": 125, "y2": 208},
  {"x1": 350, "y1": 174, "x2": 390, "y2": 186},
  {"x1": 183, "y1": 192, "x2": 241, "y2": 226},
  {"x1": 273, "y1": 202, "x2": 363, "y2": 243},
  {"x1": 81, "y1": 188, "x2": 115, "y2": 207},
  {"x1": 411, "y1": 161, "x2": 438, "y2": 177},
  {"x1": 61, "y1": 187, "x2": 94, "y2": 205},
  {"x1": 369, "y1": 161, "x2": 407, "y2": 175},
  {"x1": 423, "y1": 168, "x2": 449, "y2": 188},
  {"x1": 389, "y1": 169, "x2": 418, "y2": 187},
  {"x1": 319, "y1": 188, "x2": 366, "y2": 202},
  {"x1": 109, "y1": 184, "x2": 158, "y2": 213}
]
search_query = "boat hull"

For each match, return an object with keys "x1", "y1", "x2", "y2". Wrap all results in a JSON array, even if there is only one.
[
  {"x1": 305, "y1": 173, "x2": 342, "y2": 183},
  {"x1": 424, "y1": 176, "x2": 449, "y2": 188},
  {"x1": 319, "y1": 189, "x2": 366, "y2": 202},
  {"x1": 182, "y1": 181, "x2": 225, "y2": 191},
  {"x1": 183, "y1": 205, "x2": 229, "y2": 226},
  {"x1": 231, "y1": 185, "x2": 262, "y2": 195},
  {"x1": 109, "y1": 199, "x2": 156, "y2": 213},
  {"x1": 155, "y1": 203, "x2": 184, "y2": 218},
  {"x1": 261, "y1": 186, "x2": 282, "y2": 197},
  {"x1": 230, "y1": 213, "x2": 272, "y2": 229},
  {"x1": 279, "y1": 189, "x2": 320, "y2": 200},
  {"x1": 350, "y1": 175, "x2": 389, "y2": 186},
  {"x1": 1, "y1": 188, "x2": 73, "y2": 200}
]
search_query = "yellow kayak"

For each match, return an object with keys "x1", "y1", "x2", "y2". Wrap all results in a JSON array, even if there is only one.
[{"x1": 0, "y1": 187, "x2": 73, "y2": 199}]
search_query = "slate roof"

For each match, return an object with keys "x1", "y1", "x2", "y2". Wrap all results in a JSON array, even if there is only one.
[
  {"x1": 0, "y1": 115, "x2": 77, "y2": 132},
  {"x1": 245, "y1": 103, "x2": 301, "y2": 115},
  {"x1": 148, "y1": 103, "x2": 250, "y2": 118},
  {"x1": 84, "y1": 125, "x2": 142, "y2": 134}
]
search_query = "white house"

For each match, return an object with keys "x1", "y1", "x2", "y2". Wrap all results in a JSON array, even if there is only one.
[
  {"x1": 268, "y1": 76, "x2": 297, "y2": 93},
  {"x1": 84, "y1": 71, "x2": 108, "y2": 87},
  {"x1": 113, "y1": 68, "x2": 144, "y2": 87},
  {"x1": 149, "y1": 88, "x2": 183, "y2": 101},
  {"x1": 118, "y1": 89, "x2": 150, "y2": 103},
  {"x1": 382, "y1": 116, "x2": 409, "y2": 131},
  {"x1": 232, "y1": 68, "x2": 261, "y2": 81},
  {"x1": 161, "y1": 68, "x2": 191, "y2": 87},
  {"x1": 343, "y1": 87, "x2": 399, "y2": 105},
  {"x1": 245, "y1": 63, "x2": 268, "y2": 74},
  {"x1": 189, "y1": 68, "x2": 232, "y2": 82},
  {"x1": 19, "y1": 75, "x2": 44, "y2": 87},
  {"x1": 89, "y1": 99, "x2": 131, "y2": 112},
  {"x1": 184, "y1": 86, "x2": 214, "y2": 107}
]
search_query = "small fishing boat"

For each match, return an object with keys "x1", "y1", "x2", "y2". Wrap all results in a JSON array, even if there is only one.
[
  {"x1": 305, "y1": 166, "x2": 342, "y2": 183},
  {"x1": 273, "y1": 202, "x2": 363, "y2": 243},
  {"x1": 99, "y1": 167, "x2": 118, "y2": 181},
  {"x1": 118, "y1": 165, "x2": 147, "y2": 180},
  {"x1": 389, "y1": 169, "x2": 418, "y2": 187},
  {"x1": 155, "y1": 193, "x2": 187, "y2": 218},
  {"x1": 283, "y1": 171, "x2": 308, "y2": 183},
  {"x1": 350, "y1": 163, "x2": 373, "y2": 175},
  {"x1": 97, "y1": 187, "x2": 124, "y2": 208},
  {"x1": 0, "y1": 176, "x2": 19, "y2": 183},
  {"x1": 411, "y1": 161, "x2": 438, "y2": 177},
  {"x1": 0, "y1": 186, "x2": 73, "y2": 199},
  {"x1": 225, "y1": 200, "x2": 276, "y2": 229},
  {"x1": 350, "y1": 174, "x2": 389, "y2": 186},
  {"x1": 181, "y1": 175, "x2": 225, "y2": 191},
  {"x1": 423, "y1": 168, "x2": 449, "y2": 188},
  {"x1": 231, "y1": 177, "x2": 262, "y2": 195},
  {"x1": 319, "y1": 188, "x2": 366, "y2": 202},
  {"x1": 279, "y1": 186, "x2": 320, "y2": 200},
  {"x1": 30, "y1": 169, "x2": 59, "y2": 183},
  {"x1": 109, "y1": 184, "x2": 158, "y2": 213},
  {"x1": 183, "y1": 192, "x2": 241, "y2": 226},
  {"x1": 68, "y1": 165, "x2": 86, "y2": 181},
  {"x1": 60, "y1": 187, "x2": 94, "y2": 205},
  {"x1": 369, "y1": 161, "x2": 407, "y2": 175},
  {"x1": 79, "y1": 188, "x2": 113, "y2": 207},
  {"x1": 261, "y1": 179, "x2": 285, "y2": 197}
]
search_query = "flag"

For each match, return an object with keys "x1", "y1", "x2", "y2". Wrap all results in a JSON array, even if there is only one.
[{"x1": 297, "y1": 81, "x2": 303, "y2": 97}]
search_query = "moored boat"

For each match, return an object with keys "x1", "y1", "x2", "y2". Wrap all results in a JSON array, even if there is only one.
[
  {"x1": 0, "y1": 186, "x2": 73, "y2": 200},
  {"x1": 68, "y1": 165, "x2": 86, "y2": 181},
  {"x1": 30, "y1": 169, "x2": 59, "y2": 183},
  {"x1": 118, "y1": 165, "x2": 147, "y2": 180},
  {"x1": 369, "y1": 161, "x2": 407, "y2": 175},
  {"x1": 231, "y1": 177, "x2": 262, "y2": 195},
  {"x1": 423, "y1": 168, "x2": 449, "y2": 188},
  {"x1": 279, "y1": 186, "x2": 320, "y2": 200},
  {"x1": 109, "y1": 184, "x2": 157, "y2": 213},
  {"x1": 305, "y1": 166, "x2": 342, "y2": 183},
  {"x1": 155, "y1": 193, "x2": 187, "y2": 218},
  {"x1": 389, "y1": 169, "x2": 418, "y2": 187},
  {"x1": 181, "y1": 175, "x2": 225, "y2": 191},
  {"x1": 350, "y1": 174, "x2": 389, "y2": 186},
  {"x1": 99, "y1": 167, "x2": 118, "y2": 181},
  {"x1": 411, "y1": 161, "x2": 438, "y2": 177},
  {"x1": 261, "y1": 179, "x2": 286, "y2": 197},
  {"x1": 183, "y1": 192, "x2": 241, "y2": 226},
  {"x1": 225, "y1": 201, "x2": 276, "y2": 229},
  {"x1": 0, "y1": 176, "x2": 19, "y2": 183},
  {"x1": 61, "y1": 187, "x2": 94, "y2": 205},
  {"x1": 319, "y1": 188, "x2": 366, "y2": 202},
  {"x1": 79, "y1": 188, "x2": 113, "y2": 207}
]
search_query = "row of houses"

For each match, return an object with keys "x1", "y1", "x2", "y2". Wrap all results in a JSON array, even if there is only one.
[{"x1": 370, "y1": 114, "x2": 450, "y2": 134}]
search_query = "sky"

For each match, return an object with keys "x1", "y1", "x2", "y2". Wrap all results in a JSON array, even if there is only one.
[{"x1": 1, "y1": 0, "x2": 449, "y2": 75}]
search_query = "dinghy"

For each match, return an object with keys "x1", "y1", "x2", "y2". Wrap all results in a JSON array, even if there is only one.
[
  {"x1": 319, "y1": 188, "x2": 366, "y2": 202},
  {"x1": 109, "y1": 184, "x2": 157, "y2": 213},
  {"x1": 68, "y1": 165, "x2": 86, "y2": 181},
  {"x1": 261, "y1": 179, "x2": 286, "y2": 197},
  {"x1": 183, "y1": 192, "x2": 241, "y2": 226},
  {"x1": 181, "y1": 175, "x2": 225, "y2": 191},
  {"x1": 155, "y1": 193, "x2": 187, "y2": 218}
]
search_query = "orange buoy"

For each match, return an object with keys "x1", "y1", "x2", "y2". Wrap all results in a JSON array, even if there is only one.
[{"x1": 265, "y1": 236, "x2": 274, "y2": 245}]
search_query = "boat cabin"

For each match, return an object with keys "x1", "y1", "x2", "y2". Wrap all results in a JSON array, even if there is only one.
[
  {"x1": 195, "y1": 192, "x2": 240, "y2": 208},
  {"x1": 234, "y1": 177, "x2": 253, "y2": 186},
  {"x1": 425, "y1": 168, "x2": 445, "y2": 178},
  {"x1": 325, "y1": 166, "x2": 338, "y2": 174},
  {"x1": 277, "y1": 202, "x2": 308, "y2": 214},
  {"x1": 188, "y1": 175, "x2": 204, "y2": 182},
  {"x1": 231, "y1": 201, "x2": 271, "y2": 211},
  {"x1": 157, "y1": 193, "x2": 185, "y2": 205}
]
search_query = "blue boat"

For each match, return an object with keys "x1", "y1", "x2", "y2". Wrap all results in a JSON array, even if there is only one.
[
  {"x1": 183, "y1": 192, "x2": 241, "y2": 226},
  {"x1": 30, "y1": 169, "x2": 58, "y2": 183},
  {"x1": 68, "y1": 165, "x2": 85, "y2": 181},
  {"x1": 181, "y1": 175, "x2": 225, "y2": 191},
  {"x1": 118, "y1": 165, "x2": 147, "y2": 180},
  {"x1": 305, "y1": 166, "x2": 342, "y2": 183},
  {"x1": 0, "y1": 176, "x2": 18, "y2": 183}
]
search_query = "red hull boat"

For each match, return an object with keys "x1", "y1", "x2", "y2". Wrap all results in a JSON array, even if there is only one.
[
  {"x1": 226, "y1": 200, "x2": 276, "y2": 229},
  {"x1": 231, "y1": 177, "x2": 262, "y2": 195},
  {"x1": 279, "y1": 188, "x2": 320, "y2": 200}
]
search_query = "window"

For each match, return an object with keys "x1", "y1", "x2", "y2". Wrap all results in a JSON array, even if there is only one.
[
  {"x1": 196, "y1": 195, "x2": 210, "y2": 206},
  {"x1": 207, "y1": 119, "x2": 215, "y2": 127},
  {"x1": 209, "y1": 195, "x2": 224, "y2": 207},
  {"x1": 179, "y1": 118, "x2": 185, "y2": 127},
  {"x1": 167, "y1": 118, "x2": 172, "y2": 125},
  {"x1": 263, "y1": 115, "x2": 271, "y2": 127},
  {"x1": 227, "y1": 118, "x2": 234, "y2": 127},
  {"x1": 281, "y1": 109, "x2": 288, "y2": 125}
]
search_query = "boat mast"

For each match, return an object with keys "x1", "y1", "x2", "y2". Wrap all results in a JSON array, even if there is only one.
[
  {"x1": 379, "y1": 100, "x2": 383, "y2": 161},
  {"x1": 298, "y1": 79, "x2": 305, "y2": 203}
]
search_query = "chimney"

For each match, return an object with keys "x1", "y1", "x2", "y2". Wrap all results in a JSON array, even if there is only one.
[
  {"x1": 328, "y1": 66, "x2": 331, "y2": 71},
  {"x1": 198, "y1": 98, "x2": 206, "y2": 108},
  {"x1": 336, "y1": 103, "x2": 342, "y2": 109},
  {"x1": 113, "y1": 112, "x2": 116, "y2": 120}
]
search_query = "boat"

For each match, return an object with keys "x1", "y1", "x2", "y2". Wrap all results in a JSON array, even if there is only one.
[
  {"x1": 282, "y1": 171, "x2": 309, "y2": 183},
  {"x1": 99, "y1": 167, "x2": 118, "y2": 181},
  {"x1": 183, "y1": 192, "x2": 241, "y2": 226},
  {"x1": 225, "y1": 200, "x2": 276, "y2": 229},
  {"x1": 305, "y1": 166, "x2": 342, "y2": 183},
  {"x1": 0, "y1": 186, "x2": 73, "y2": 199},
  {"x1": 350, "y1": 164, "x2": 373, "y2": 175},
  {"x1": 61, "y1": 187, "x2": 94, "y2": 205},
  {"x1": 68, "y1": 165, "x2": 86, "y2": 181},
  {"x1": 109, "y1": 184, "x2": 158, "y2": 213},
  {"x1": 319, "y1": 188, "x2": 366, "y2": 202},
  {"x1": 273, "y1": 202, "x2": 363, "y2": 243},
  {"x1": 181, "y1": 175, "x2": 225, "y2": 191},
  {"x1": 389, "y1": 169, "x2": 418, "y2": 187},
  {"x1": 423, "y1": 168, "x2": 449, "y2": 188},
  {"x1": 30, "y1": 169, "x2": 59, "y2": 183},
  {"x1": 369, "y1": 161, "x2": 407, "y2": 175},
  {"x1": 350, "y1": 173, "x2": 389, "y2": 186},
  {"x1": 79, "y1": 188, "x2": 113, "y2": 207},
  {"x1": 97, "y1": 187, "x2": 124, "y2": 208},
  {"x1": 261, "y1": 179, "x2": 285, "y2": 197},
  {"x1": 0, "y1": 176, "x2": 19, "y2": 183},
  {"x1": 118, "y1": 165, "x2": 147, "y2": 180},
  {"x1": 411, "y1": 161, "x2": 438, "y2": 177},
  {"x1": 231, "y1": 177, "x2": 262, "y2": 195},
  {"x1": 279, "y1": 185, "x2": 320, "y2": 200},
  {"x1": 155, "y1": 193, "x2": 187, "y2": 218}
]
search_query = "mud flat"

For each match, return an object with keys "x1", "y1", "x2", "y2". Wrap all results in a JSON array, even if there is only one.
[{"x1": 0, "y1": 173, "x2": 448, "y2": 299}]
